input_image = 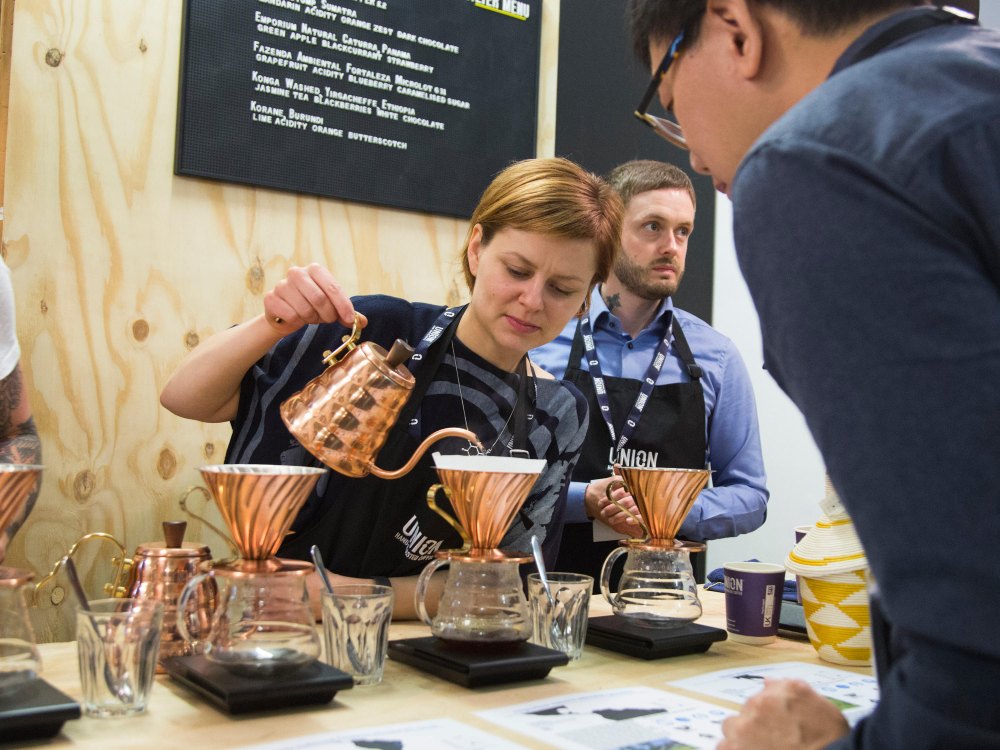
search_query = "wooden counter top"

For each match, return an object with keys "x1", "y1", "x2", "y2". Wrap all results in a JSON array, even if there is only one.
[{"x1": 26, "y1": 592, "x2": 869, "y2": 748}]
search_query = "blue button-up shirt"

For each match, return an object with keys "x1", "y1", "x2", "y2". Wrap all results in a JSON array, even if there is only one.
[{"x1": 531, "y1": 288, "x2": 768, "y2": 540}]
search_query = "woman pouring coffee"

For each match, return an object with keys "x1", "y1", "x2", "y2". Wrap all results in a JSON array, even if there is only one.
[{"x1": 160, "y1": 157, "x2": 623, "y2": 618}]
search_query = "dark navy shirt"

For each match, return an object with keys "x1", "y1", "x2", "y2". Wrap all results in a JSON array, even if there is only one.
[{"x1": 733, "y1": 8, "x2": 1000, "y2": 748}]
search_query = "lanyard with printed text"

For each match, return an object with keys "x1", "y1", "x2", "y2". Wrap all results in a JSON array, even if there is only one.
[
  {"x1": 579, "y1": 313, "x2": 674, "y2": 454},
  {"x1": 404, "y1": 306, "x2": 535, "y2": 453},
  {"x1": 405, "y1": 306, "x2": 464, "y2": 437}
]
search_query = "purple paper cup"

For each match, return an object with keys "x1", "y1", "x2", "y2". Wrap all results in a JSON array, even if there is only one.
[{"x1": 723, "y1": 562, "x2": 785, "y2": 644}]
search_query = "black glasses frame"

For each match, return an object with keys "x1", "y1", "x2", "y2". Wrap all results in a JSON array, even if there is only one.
[{"x1": 633, "y1": 29, "x2": 687, "y2": 150}]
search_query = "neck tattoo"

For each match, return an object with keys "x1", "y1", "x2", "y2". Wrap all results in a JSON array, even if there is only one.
[
  {"x1": 604, "y1": 292, "x2": 621, "y2": 313},
  {"x1": 451, "y1": 340, "x2": 519, "y2": 457}
]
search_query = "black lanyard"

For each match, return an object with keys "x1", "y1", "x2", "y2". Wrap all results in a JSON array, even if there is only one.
[
  {"x1": 405, "y1": 305, "x2": 535, "y2": 455},
  {"x1": 579, "y1": 312, "x2": 675, "y2": 454}
]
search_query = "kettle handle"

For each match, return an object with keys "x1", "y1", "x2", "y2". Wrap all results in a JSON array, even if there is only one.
[
  {"x1": 31, "y1": 533, "x2": 131, "y2": 607},
  {"x1": 600, "y1": 546, "x2": 628, "y2": 607},
  {"x1": 321, "y1": 314, "x2": 365, "y2": 367},
  {"x1": 424, "y1": 483, "x2": 472, "y2": 554},
  {"x1": 605, "y1": 479, "x2": 650, "y2": 541}
]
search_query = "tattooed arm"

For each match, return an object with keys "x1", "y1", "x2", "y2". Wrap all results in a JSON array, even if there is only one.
[{"x1": 0, "y1": 363, "x2": 42, "y2": 546}]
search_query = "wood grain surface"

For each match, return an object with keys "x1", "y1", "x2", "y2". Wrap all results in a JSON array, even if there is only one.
[{"x1": 2, "y1": 0, "x2": 560, "y2": 641}]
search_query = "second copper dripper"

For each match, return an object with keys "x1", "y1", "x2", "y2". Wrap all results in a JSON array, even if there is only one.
[
  {"x1": 196, "y1": 464, "x2": 326, "y2": 561},
  {"x1": 607, "y1": 465, "x2": 711, "y2": 547}
]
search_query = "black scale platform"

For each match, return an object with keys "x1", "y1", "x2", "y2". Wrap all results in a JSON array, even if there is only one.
[
  {"x1": 388, "y1": 637, "x2": 568, "y2": 688},
  {"x1": 585, "y1": 616, "x2": 727, "y2": 660},
  {"x1": 0, "y1": 678, "x2": 80, "y2": 744},
  {"x1": 163, "y1": 655, "x2": 354, "y2": 715}
]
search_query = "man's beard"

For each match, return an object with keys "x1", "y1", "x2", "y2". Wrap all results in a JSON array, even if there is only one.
[{"x1": 613, "y1": 254, "x2": 682, "y2": 301}]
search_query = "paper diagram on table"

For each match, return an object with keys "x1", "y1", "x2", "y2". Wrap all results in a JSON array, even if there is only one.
[
  {"x1": 669, "y1": 661, "x2": 878, "y2": 725},
  {"x1": 237, "y1": 718, "x2": 529, "y2": 750},
  {"x1": 478, "y1": 686, "x2": 734, "y2": 750}
]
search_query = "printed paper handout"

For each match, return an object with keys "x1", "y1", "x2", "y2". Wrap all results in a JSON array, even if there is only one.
[
  {"x1": 238, "y1": 718, "x2": 528, "y2": 750},
  {"x1": 478, "y1": 686, "x2": 734, "y2": 750},
  {"x1": 669, "y1": 661, "x2": 878, "y2": 725}
]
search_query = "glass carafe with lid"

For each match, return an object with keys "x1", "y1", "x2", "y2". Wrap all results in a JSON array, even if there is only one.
[
  {"x1": 600, "y1": 466, "x2": 710, "y2": 627},
  {"x1": 414, "y1": 453, "x2": 545, "y2": 642},
  {"x1": 177, "y1": 558, "x2": 319, "y2": 675}
]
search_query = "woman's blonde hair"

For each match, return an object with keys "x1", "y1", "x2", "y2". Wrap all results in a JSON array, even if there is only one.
[{"x1": 459, "y1": 157, "x2": 623, "y2": 293}]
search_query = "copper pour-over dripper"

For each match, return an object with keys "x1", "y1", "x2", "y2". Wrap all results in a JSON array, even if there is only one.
[
  {"x1": 0, "y1": 464, "x2": 42, "y2": 564},
  {"x1": 426, "y1": 453, "x2": 546, "y2": 558},
  {"x1": 280, "y1": 317, "x2": 481, "y2": 480},
  {"x1": 197, "y1": 465, "x2": 325, "y2": 561},
  {"x1": 607, "y1": 465, "x2": 711, "y2": 549}
]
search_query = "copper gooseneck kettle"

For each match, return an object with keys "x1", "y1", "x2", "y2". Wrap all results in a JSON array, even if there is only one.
[{"x1": 280, "y1": 314, "x2": 482, "y2": 477}]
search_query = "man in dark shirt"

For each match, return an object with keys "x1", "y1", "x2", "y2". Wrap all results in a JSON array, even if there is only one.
[{"x1": 625, "y1": 1, "x2": 1000, "y2": 748}]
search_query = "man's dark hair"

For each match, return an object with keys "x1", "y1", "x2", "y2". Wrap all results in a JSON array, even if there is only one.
[
  {"x1": 607, "y1": 160, "x2": 696, "y2": 211},
  {"x1": 625, "y1": 0, "x2": 929, "y2": 67}
]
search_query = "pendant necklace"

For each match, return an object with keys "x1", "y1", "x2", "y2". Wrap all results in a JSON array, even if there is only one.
[{"x1": 451, "y1": 340, "x2": 520, "y2": 457}]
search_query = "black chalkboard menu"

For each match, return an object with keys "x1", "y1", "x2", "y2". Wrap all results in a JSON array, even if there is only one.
[{"x1": 175, "y1": 0, "x2": 541, "y2": 217}]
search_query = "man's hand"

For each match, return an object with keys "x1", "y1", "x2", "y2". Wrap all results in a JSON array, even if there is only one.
[
  {"x1": 718, "y1": 679, "x2": 850, "y2": 750},
  {"x1": 584, "y1": 476, "x2": 644, "y2": 537}
]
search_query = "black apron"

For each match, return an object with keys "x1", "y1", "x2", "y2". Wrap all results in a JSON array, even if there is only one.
[
  {"x1": 280, "y1": 307, "x2": 534, "y2": 577},
  {"x1": 554, "y1": 317, "x2": 708, "y2": 589}
]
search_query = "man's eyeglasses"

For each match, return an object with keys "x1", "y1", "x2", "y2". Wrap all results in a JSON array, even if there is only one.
[{"x1": 634, "y1": 29, "x2": 687, "y2": 150}]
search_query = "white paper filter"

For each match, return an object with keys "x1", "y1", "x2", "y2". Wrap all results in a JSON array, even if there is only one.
[{"x1": 431, "y1": 452, "x2": 546, "y2": 474}]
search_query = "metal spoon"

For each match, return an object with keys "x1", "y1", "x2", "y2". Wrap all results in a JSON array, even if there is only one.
[
  {"x1": 65, "y1": 557, "x2": 133, "y2": 704},
  {"x1": 310, "y1": 545, "x2": 335, "y2": 595},
  {"x1": 530, "y1": 535, "x2": 555, "y2": 607},
  {"x1": 531, "y1": 535, "x2": 566, "y2": 649},
  {"x1": 310, "y1": 545, "x2": 365, "y2": 675}
]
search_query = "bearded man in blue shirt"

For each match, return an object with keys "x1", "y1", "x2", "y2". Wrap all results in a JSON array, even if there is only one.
[{"x1": 531, "y1": 160, "x2": 768, "y2": 585}]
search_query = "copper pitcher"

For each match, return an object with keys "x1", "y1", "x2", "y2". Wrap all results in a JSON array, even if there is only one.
[
  {"x1": 280, "y1": 316, "x2": 481, "y2": 479},
  {"x1": 125, "y1": 521, "x2": 213, "y2": 668}
]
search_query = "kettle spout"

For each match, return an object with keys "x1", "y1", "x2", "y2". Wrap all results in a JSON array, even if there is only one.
[{"x1": 368, "y1": 428, "x2": 484, "y2": 480}]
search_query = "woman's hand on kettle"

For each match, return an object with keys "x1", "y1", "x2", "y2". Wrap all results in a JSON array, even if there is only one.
[{"x1": 264, "y1": 263, "x2": 366, "y2": 333}]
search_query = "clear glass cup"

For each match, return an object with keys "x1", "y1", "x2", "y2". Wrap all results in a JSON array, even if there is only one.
[
  {"x1": 76, "y1": 598, "x2": 163, "y2": 718},
  {"x1": 527, "y1": 572, "x2": 593, "y2": 660},
  {"x1": 321, "y1": 584, "x2": 393, "y2": 686}
]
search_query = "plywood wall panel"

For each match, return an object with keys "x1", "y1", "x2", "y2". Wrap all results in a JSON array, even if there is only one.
[{"x1": 2, "y1": 0, "x2": 559, "y2": 641}]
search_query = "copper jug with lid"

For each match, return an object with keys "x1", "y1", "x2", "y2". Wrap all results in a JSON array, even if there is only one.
[
  {"x1": 280, "y1": 315, "x2": 481, "y2": 479},
  {"x1": 125, "y1": 521, "x2": 213, "y2": 668}
]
